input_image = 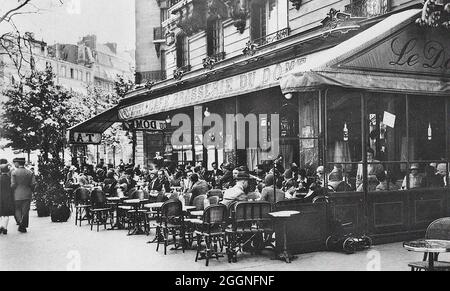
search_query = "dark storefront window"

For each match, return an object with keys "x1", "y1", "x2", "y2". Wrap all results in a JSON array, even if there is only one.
[
  {"x1": 298, "y1": 92, "x2": 320, "y2": 176},
  {"x1": 366, "y1": 93, "x2": 406, "y2": 191},
  {"x1": 326, "y1": 89, "x2": 362, "y2": 192}
]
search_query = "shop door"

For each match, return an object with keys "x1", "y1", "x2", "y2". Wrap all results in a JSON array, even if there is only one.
[{"x1": 144, "y1": 132, "x2": 164, "y2": 168}]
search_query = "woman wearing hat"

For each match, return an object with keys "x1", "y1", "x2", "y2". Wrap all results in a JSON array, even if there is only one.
[{"x1": 0, "y1": 164, "x2": 14, "y2": 234}]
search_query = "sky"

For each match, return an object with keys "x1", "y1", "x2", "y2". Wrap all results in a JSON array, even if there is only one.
[{"x1": 2, "y1": 0, "x2": 136, "y2": 51}]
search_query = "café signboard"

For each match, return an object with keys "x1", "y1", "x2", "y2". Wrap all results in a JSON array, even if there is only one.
[
  {"x1": 339, "y1": 23, "x2": 450, "y2": 76},
  {"x1": 67, "y1": 132, "x2": 102, "y2": 145},
  {"x1": 123, "y1": 119, "x2": 166, "y2": 131},
  {"x1": 118, "y1": 56, "x2": 307, "y2": 120}
]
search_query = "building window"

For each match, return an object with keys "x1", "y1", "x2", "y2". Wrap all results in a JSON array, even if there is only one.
[
  {"x1": 251, "y1": 0, "x2": 288, "y2": 42},
  {"x1": 176, "y1": 33, "x2": 189, "y2": 68},
  {"x1": 70, "y1": 68, "x2": 74, "y2": 79},
  {"x1": 206, "y1": 18, "x2": 224, "y2": 57},
  {"x1": 61, "y1": 66, "x2": 66, "y2": 77}
]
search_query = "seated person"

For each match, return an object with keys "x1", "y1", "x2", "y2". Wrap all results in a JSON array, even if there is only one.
[
  {"x1": 303, "y1": 182, "x2": 326, "y2": 203},
  {"x1": 423, "y1": 164, "x2": 445, "y2": 188},
  {"x1": 401, "y1": 163, "x2": 423, "y2": 190},
  {"x1": 328, "y1": 166, "x2": 352, "y2": 192},
  {"x1": 103, "y1": 171, "x2": 117, "y2": 196},
  {"x1": 282, "y1": 169, "x2": 298, "y2": 197},
  {"x1": 356, "y1": 148, "x2": 384, "y2": 192},
  {"x1": 296, "y1": 168, "x2": 312, "y2": 193},
  {"x1": 188, "y1": 173, "x2": 210, "y2": 205},
  {"x1": 260, "y1": 174, "x2": 286, "y2": 204},
  {"x1": 221, "y1": 171, "x2": 251, "y2": 207},
  {"x1": 375, "y1": 171, "x2": 389, "y2": 191}
]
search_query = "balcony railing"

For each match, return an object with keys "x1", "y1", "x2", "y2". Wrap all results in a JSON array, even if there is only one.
[
  {"x1": 344, "y1": 0, "x2": 390, "y2": 17},
  {"x1": 169, "y1": 0, "x2": 182, "y2": 8},
  {"x1": 135, "y1": 70, "x2": 166, "y2": 85},
  {"x1": 252, "y1": 27, "x2": 291, "y2": 47}
]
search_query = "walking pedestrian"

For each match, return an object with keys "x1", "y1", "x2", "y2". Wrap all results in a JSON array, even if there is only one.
[
  {"x1": 0, "y1": 163, "x2": 14, "y2": 235},
  {"x1": 12, "y1": 158, "x2": 36, "y2": 233}
]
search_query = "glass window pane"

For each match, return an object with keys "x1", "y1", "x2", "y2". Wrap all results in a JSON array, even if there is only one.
[
  {"x1": 327, "y1": 90, "x2": 361, "y2": 164},
  {"x1": 298, "y1": 92, "x2": 319, "y2": 174},
  {"x1": 409, "y1": 96, "x2": 446, "y2": 161}
]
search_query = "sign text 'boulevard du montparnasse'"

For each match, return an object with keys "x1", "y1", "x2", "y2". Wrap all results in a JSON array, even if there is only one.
[{"x1": 118, "y1": 57, "x2": 307, "y2": 120}]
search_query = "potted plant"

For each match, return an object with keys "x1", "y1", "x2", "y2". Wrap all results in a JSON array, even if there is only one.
[{"x1": 35, "y1": 157, "x2": 71, "y2": 222}]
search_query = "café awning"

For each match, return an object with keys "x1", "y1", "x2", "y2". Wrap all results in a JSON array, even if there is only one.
[
  {"x1": 67, "y1": 105, "x2": 120, "y2": 144},
  {"x1": 280, "y1": 9, "x2": 450, "y2": 96}
]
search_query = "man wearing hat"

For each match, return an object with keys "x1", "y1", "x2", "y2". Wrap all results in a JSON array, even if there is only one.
[
  {"x1": 401, "y1": 163, "x2": 423, "y2": 190},
  {"x1": 11, "y1": 158, "x2": 35, "y2": 233},
  {"x1": 221, "y1": 170, "x2": 252, "y2": 207}
]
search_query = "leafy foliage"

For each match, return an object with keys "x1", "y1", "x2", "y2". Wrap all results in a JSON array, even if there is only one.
[
  {"x1": 34, "y1": 157, "x2": 67, "y2": 207},
  {"x1": 1, "y1": 65, "x2": 75, "y2": 160}
]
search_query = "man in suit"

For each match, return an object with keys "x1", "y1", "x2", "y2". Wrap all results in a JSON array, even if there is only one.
[{"x1": 12, "y1": 158, "x2": 36, "y2": 233}]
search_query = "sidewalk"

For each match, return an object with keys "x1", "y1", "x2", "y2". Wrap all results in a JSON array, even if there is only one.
[{"x1": 0, "y1": 210, "x2": 438, "y2": 271}]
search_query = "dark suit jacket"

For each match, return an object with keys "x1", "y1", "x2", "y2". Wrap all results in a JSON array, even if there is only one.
[{"x1": 11, "y1": 167, "x2": 36, "y2": 201}]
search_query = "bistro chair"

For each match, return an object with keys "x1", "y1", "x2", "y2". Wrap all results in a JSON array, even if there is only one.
[
  {"x1": 192, "y1": 194, "x2": 207, "y2": 210},
  {"x1": 74, "y1": 187, "x2": 91, "y2": 227},
  {"x1": 206, "y1": 196, "x2": 220, "y2": 206},
  {"x1": 89, "y1": 188, "x2": 114, "y2": 232},
  {"x1": 156, "y1": 200, "x2": 187, "y2": 255},
  {"x1": 194, "y1": 204, "x2": 229, "y2": 266},
  {"x1": 409, "y1": 217, "x2": 450, "y2": 271},
  {"x1": 225, "y1": 201, "x2": 275, "y2": 263},
  {"x1": 207, "y1": 189, "x2": 224, "y2": 200}
]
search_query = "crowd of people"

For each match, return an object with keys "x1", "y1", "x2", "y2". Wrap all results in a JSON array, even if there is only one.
[{"x1": 64, "y1": 155, "x2": 328, "y2": 207}]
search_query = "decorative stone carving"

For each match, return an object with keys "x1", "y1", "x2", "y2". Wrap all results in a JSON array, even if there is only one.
[
  {"x1": 321, "y1": 8, "x2": 352, "y2": 30},
  {"x1": 242, "y1": 40, "x2": 257, "y2": 56},
  {"x1": 289, "y1": 0, "x2": 302, "y2": 10},
  {"x1": 172, "y1": 0, "x2": 207, "y2": 36},
  {"x1": 207, "y1": 0, "x2": 229, "y2": 19},
  {"x1": 202, "y1": 52, "x2": 226, "y2": 69},
  {"x1": 416, "y1": 0, "x2": 450, "y2": 28},
  {"x1": 173, "y1": 65, "x2": 191, "y2": 80},
  {"x1": 224, "y1": 0, "x2": 249, "y2": 34}
]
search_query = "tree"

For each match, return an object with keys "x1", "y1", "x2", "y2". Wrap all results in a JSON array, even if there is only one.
[
  {"x1": 0, "y1": 1, "x2": 64, "y2": 79},
  {"x1": 1, "y1": 65, "x2": 75, "y2": 162}
]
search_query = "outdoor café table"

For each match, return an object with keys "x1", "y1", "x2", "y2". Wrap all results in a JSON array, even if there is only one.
[
  {"x1": 123, "y1": 198, "x2": 150, "y2": 235},
  {"x1": 403, "y1": 239, "x2": 450, "y2": 271},
  {"x1": 106, "y1": 197, "x2": 126, "y2": 230},
  {"x1": 143, "y1": 203, "x2": 198, "y2": 243},
  {"x1": 268, "y1": 210, "x2": 301, "y2": 263}
]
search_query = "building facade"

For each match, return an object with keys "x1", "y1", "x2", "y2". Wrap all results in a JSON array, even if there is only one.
[{"x1": 72, "y1": 0, "x2": 450, "y2": 245}]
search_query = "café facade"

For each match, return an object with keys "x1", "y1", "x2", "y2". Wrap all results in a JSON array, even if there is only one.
[{"x1": 69, "y1": 7, "x2": 450, "y2": 250}]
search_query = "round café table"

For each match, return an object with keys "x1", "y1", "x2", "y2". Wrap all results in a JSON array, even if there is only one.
[
  {"x1": 268, "y1": 210, "x2": 301, "y2": 263},
  {"x1": 403, "y1": 239, "x2": 450, "y2": 271},
  {"x1": 123, "y1": 198, "x2": 149, "y2": 235}
]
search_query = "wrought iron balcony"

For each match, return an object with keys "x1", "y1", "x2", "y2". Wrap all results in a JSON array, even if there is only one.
[
  {"x1": 169, "y1": 0, "x2": 182, "y2": 8},
  {"x1": 251, "y1": 27, "x2": 291, "y2": 47},
  {"x1": 344, "y1": 0, "x2": 390, "y2": 17}
]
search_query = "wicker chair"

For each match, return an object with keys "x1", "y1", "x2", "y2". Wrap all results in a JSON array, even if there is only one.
[
  {"x1": 74, "y1": 187, "x2": 91, "y2": 227},
  {"x1": 194, "y1": 205, "x2": 228, "y2": 266},
  {"x1": 409, "y1": 217, "x2": 450, "y2": 271},
  {"x1": 207, "y1": 189, "x2": 224, "y2": 200},
  {"x1": 225, "y1": 201, "x2": 274, "y2": 263},
  {"x1": 156, "y1": 200, "x2": 187, "y2": 255},
  {"x1": 89, "y1": 188, "x2": 113, "y2": 232}
]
